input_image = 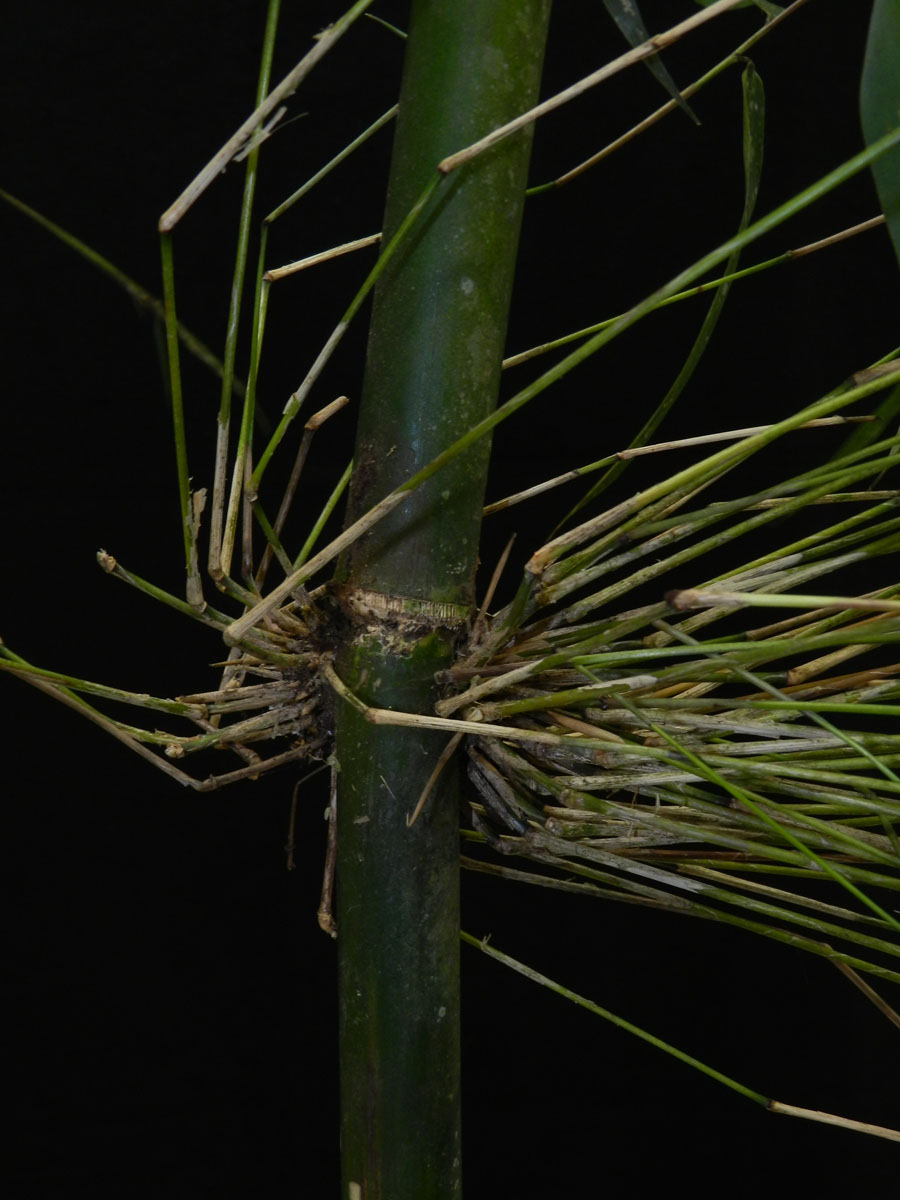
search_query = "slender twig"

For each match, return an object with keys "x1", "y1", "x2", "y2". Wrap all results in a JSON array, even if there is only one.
[
  {"x1": 209, "y1": 0, "x2": 280, "y2": 581},
  {"x1": 159, "y1": 0, "x2": 378, "y2": 231},
  {"x1": 265, "y1": 105, "x2": 397, "y2": 224},
  {"x1": 318, "y1": 768, "x2": 339, "y2": 937},
  {"x1": 407, "y1": 732, "x2": 465, "y2": 827},
  {"x1": 265, "y1": 234, "x2": 381, "y2": 279}
]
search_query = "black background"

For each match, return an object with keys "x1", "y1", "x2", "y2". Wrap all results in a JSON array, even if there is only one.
[{"x1": 3, "y1": 2, "x2": 899, "y2": 1194}]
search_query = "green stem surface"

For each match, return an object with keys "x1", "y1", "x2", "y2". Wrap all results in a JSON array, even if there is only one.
[{"x1": 332, "y1": 2, "x2": 552, "y2": 1195}]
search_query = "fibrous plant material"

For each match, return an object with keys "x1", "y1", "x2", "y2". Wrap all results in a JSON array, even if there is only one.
[{"x1": 5, "y1": 0, "x2": 900, "y2": 1177}]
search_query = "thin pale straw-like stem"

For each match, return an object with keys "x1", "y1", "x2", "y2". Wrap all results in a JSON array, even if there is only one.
[
  {"x1": 96, "y1": 551, "x2": 226, "y2": 630},
  {"x1": 178, "y1": 680, "x2": 308, "y2": 708},
  {"x1": 617, "y1": 417, "x2": 871, "y2": 459},
  {"x1": 293, "y1": 459, "x2": 353, "y2": 569},
  {"x1": 264, "y1": 233, "x2": 381, "y2": 279},
  {"x1": 12, "y1": 668, "x2": 204, "y2": 789},
  {"x1": 317, "y1": 769, "x2": 339, "y2": 937},
  {"x1": 250, "y1": 499, "x2": 293, "y2": 578},
  {"x1": 231, "y1": 106, "x2": 289, "y2": 162},
  {"x1": 484, "y1": 454, "x2": 617, "y2": 514},
  {"x1": 254, "y1": 397, "x2": 349, "y2": 590},
  {"x1": 221, "y1": 269, "x2": 270, "y2": 577},
  {"x1": 472, "y1": 534, "x2": 516, "y2": 642},
  {"x1": 483, "y1": 418, "x2": 868, "y2": 516},
  {"x1": 321, "y1": 660, "x2": 643, "y2": 747},
  {"x1": 438, "y1": 0, "x2": 746, "y2": 174},
  {"x1": 532, "y1": 372, "x2": 900, "y2": 582},
  {"x1": 196, "y1": 745, "x2": 325, "y2": 790},
  {"x1": 159, "y1": 233, "x2": 203, "y2": 606},
  {"x1": 228, "y1": 132, "x2": 900, "y2": 644},
  {"x1": 527, "y1": 0, "x2": 810, "y2": 193},
  {"x1": 669, "y1": 588, "x2": 900, "y2": 615},
  {"x1": 768, "y1": 1102, "x2": 900, "y2": 1143},
  {"x1": 248, "y1": 173, "x2": 442, "y2": 499},
  {"x1": 158, "y1": 0, "x2": 378, "y2": 231},
  {"x1": 0, "y1": 658, "x2": 207, "y2": 719},
  {"x1": 744, "y1": 583, "x2": 900, "y2": 641},
  {"x1": 407, "y1": 732, "x2": 465, "y2": 827},
  {"x1": 460, "y1": 931, "x2": 900, "y2": 1143}
]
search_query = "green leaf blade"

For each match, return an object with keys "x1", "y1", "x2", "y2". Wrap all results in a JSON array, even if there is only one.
[
  {"x1": 602, "y1": 0, "x2": 700, "y2": 123},
  {"x1": 861, "y1": 0, "x2": 900, "y2": 273}
]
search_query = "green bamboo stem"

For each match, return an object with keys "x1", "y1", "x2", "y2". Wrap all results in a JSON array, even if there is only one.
[{"x1": 330, "y1": 4, "x2": 552, "y2": 1194}]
